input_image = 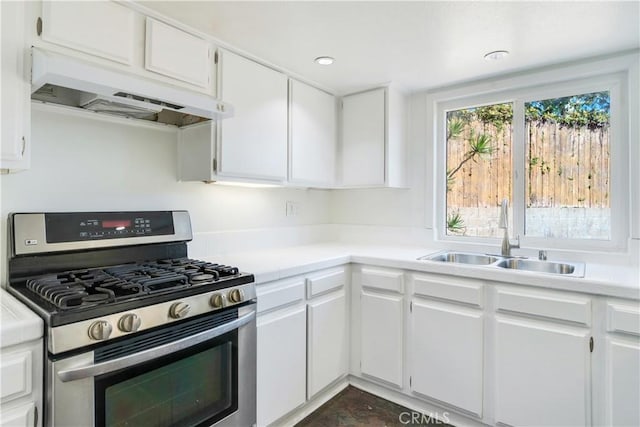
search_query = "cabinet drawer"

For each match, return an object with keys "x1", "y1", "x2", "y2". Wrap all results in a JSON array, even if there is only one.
[
  {"x1": 495, "y1": 286, "x2": 591, "y2": 325},
  {"x1": 306, "y1": 268, "x2": 345, "y2": 298},
  {"x1": 256, "y1": 280, "x2": 304, "y2": 314},
  {"x1": 412, "y1": 274, "x2": 483, "y2": 307},
  {"x1": 607, "y1": 301, "x2": 640, "y2": 336},
  {"x1": 145, "y1": 18, "x2": 210, "y2": 87},
  {"x1": 0, "y1": 350, "x2": 31, "y2": 403},
  {"x1": 361, "y1": 267, "x2": 403, "y2": 293},
  {"x1": 42, "y1": 0, "x2": 136, "y2": 65}
]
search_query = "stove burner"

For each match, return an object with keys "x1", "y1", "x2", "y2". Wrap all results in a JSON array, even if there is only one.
[{"x1": 191, "y1": 273, "x2": 215, "y2": 282}]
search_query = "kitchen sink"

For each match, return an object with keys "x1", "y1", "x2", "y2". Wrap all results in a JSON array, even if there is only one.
[
  {"x1": 496, "y1": 258, "x2": 585, "y2": 277},
  {"x1": 418, "y1": 251, "x2": 500, "y2": 265},
  {"x1": 418, "y1": 250, "x2": 586, "y2": 277}
]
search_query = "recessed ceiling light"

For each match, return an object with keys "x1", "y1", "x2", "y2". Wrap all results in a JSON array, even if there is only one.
[
  {"x1": 314, "y1": 56, "x2": 335, "y2": 65},
  {"x1": 484, "y1": 50, "x2": 509, "y2": 61}
]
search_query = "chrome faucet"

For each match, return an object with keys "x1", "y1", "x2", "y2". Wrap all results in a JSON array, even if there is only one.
[{"x1": 498, "y1": 199, "x2": 519, "y2": 256}]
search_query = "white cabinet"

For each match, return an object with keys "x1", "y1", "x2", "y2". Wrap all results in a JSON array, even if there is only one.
[
  {"x1": 0, "y1": 290, "x2": 43, "y2": 427},
  {"x1": 40, "y1": 0, "x2": 136, "y2": 65},
  {"x1": 145, "y1": 17, "x2": 211, "y2": 88},
  {"x1": 217, "y1": 49, "x2": 288, "y2": 182},
  {"x1": 340, "y1": 86, "x2": 407, "y2": 188},
  {"x1": 494, "y1": 286, "x2": 592, "y2": 427},
  {"x1": 289, "y1": 79, "x2": 337, "y2": 187},
  {"x1": 256, "y1": 279, "x2": 306, "y2": 427},
  {"x1": 1, "y1": 0, "x2": 30, "y2": 171},
  {"x1": 359, "y1": 267, "x2": 404, "y2": 388},
  {"x1": 179, "y1": 50, "x2": 288, "y2": 183},
  {"x1": 604, "y1": 300, "x2": 640, "y2": 427},
  {"x1": 409, "y1": 274, "x2": 483, "y2": 416},
  {"x1": 306, "y1": 269, "x2": 348, "y2": 398}
]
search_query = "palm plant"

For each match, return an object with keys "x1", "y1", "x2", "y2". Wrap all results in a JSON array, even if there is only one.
[
  {"x1": 446, "y1": 211, "x2": 466, "y2": 234},
  {"x1": 447, "y1": 130, "x2": 493, "y2": 179}
]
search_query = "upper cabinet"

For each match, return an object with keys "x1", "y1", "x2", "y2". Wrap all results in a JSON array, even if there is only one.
[
  {"x1": 178, "y1": 50, "x2": 289, "y2": 183},
  {"x1": 40, "y1": 0, "x2": 136, "y2": 65},
  {"x1": 1, "y1": 0, "x2": 31, "y2": 171},
  {"x1": 289, "y1": 80, "x2": 337, "y2": 187},
  {"x1": 217, "y1": 50, "x2": 288, "y2": 182},
  {"x1": 33, "y1": 1, "x2": 213, "y2": 94},
  {"x1": 145, "y1": 18, "x2": 211, "y2": 88},
  {"x1": 340, "y1": 87, "x2": 407, "y2": 188}
]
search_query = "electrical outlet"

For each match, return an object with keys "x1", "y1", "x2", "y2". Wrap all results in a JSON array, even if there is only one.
[{"x1": 285, "y1": 201, "x2": 298, "y2": 217}]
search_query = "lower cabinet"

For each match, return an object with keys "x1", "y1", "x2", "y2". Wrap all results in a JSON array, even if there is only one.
[
  {"x1": 409, "y1": 274, "x2": 484, "y2": 417},
  {"x1": 604, "y1": 300, "x2": 640, "y2": 427},
  {"x1": 494, "y1": 286, "x2": 592, "y2": 427},
  {"x1": 256, "y1": 267, "x2": 348, "y2": 426},
  {"x1": 256, "y1": 280, "x2": 306, "y2": 427},
  {"x1": 306, "y1": 268, "x2": 348, "y2": 398},
  {"x1": 359, "y1": 267, "x2": 404, "y2": 388}
]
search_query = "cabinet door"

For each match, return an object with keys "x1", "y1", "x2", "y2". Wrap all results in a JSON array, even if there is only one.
[
  {"x1": 218, "y1": 50, "x2": 288, "y2": 182},
  {"x1": 41, "y1": 0, "x2": 136, "y2": 65},
  {"x1": 307, "y1": 291, "x2": 347, "y2": 398},
  {"x1": 360, "y1": 290, "x2": 403, "y2": 388},
  {"x1": 411, "y1": 300, "x2": 483, "y2": 416},
  {"x1": 0, "y1": 402, "x2": 35, "y2": 427},
  {"x1": 341, "y1": 88, "x2": 385, "y2": 187},
  {"x1": 495, "y1": 316, "x2": 591, "y2": 426},
  {"x1": 1, "y1": 0, "x2": 30, "y2": 171},
  {"x1": 289, "y1": 80, "x2": 336, "y2": 186},
  {"x1": 606, "y1": 337, "x2": 640, "y2": 427},
  {"x1": 257, "y1": 306, "x2": 306, "y2": 426},
  {"x1": 145, "y1": 18, "x2": 210, "y2": 88}
]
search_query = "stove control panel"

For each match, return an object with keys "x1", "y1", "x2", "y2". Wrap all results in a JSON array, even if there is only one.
[{"x1": 50, "y1": 283, "x2": 257, "y2": 354}]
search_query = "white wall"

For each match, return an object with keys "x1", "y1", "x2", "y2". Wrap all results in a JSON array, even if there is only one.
[{"x1": 0, "y1": 107, "x2": 331, "y2": 270}]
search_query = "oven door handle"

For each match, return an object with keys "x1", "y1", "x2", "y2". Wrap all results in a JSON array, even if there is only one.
[{"x1": 57, "y1": 310, "x2": 255, "y2": 382}]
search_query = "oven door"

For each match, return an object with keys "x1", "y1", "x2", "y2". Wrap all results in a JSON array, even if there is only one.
[{"x1": 48, "y1": 303, "x2": 256, "y2": 427}]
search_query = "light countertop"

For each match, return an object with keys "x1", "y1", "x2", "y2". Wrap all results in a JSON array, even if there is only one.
[
  {"x1": 205, "y1": 243, "x2": 640, "y2": 300},
  {"x1": 1, "y1": 288, "x2": 43, "y2": 348}
]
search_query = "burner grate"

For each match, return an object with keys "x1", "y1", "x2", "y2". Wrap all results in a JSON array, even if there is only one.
[{"x1": 23, "y1": 257, "x2": 242, "y2": 310}]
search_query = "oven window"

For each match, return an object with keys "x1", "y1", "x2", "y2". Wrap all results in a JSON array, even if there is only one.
[{"x1": 96, "y1": 333, "x2": 238, "y2": 427}]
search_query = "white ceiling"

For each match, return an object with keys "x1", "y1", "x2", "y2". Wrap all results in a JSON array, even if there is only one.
[{"x1": 139, "y1": 1, "x2": 640, "y2": 95}]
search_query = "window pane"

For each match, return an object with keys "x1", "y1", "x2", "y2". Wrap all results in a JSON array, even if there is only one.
[
  {"x1": 446, "y1": 103, "x2": 513, "y2": 237},
  {"x1": 524, "y1": 91, "x2": 610, "y2": 240}
]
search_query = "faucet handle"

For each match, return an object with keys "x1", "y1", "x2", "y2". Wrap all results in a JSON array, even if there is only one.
[{"x1": 512, "y1": 234, "x2": 520, "y2": 249}]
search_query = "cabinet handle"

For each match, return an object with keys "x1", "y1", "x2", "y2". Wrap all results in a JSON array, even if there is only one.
[
  {"x1": 34, "y1": 406, "x2": 38, "y2": 427},
  {"x1": 21, "y1": 136, "x2": 26, "y2": 157}
]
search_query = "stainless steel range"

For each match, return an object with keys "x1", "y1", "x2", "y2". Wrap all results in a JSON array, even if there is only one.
[{"x1": 6, "y1": 211, "x2": 256, "y2": 427}]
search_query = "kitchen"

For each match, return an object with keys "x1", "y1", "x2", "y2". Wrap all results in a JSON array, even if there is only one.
[{"x1": 1, "y1": 1, "x2": 639, "y2": 427}]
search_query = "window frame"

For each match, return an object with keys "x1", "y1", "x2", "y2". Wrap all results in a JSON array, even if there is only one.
[{"x1": 432, "y1": 65, "x2": 631, "y2": 252}]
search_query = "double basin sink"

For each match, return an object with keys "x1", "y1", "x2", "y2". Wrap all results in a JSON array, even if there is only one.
[{"x1": 418, "y1": 251, "x2": 585, "y2": 277}]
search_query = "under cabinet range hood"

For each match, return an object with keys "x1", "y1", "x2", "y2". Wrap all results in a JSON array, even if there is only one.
[{"x1": 30, "y1": 48, "x2": 232, "y2": 127}]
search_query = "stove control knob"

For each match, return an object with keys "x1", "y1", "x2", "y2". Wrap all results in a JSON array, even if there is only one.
[
  {"x1": 88, "y1": 320, "x2": 112, "y2": 341},
  {"x1": 118, "y1": 313, "x2": 141, "y2": 333},
  {"x1": 169, "y1": 302, "x2": 191, "y2": 319},
  {"x1": 228, "y1": 289, "x2": 244, "y2": 304},
  {"x1": 210, "y1": 293, "x2": 225, "y2": 309}
]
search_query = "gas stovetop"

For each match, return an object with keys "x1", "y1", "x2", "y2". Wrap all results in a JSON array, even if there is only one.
[{"x1": 25, "y1": 258, "x2": 242, "y2": 310}]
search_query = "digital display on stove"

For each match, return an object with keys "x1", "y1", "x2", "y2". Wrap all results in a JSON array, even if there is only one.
[
  {"x1": 45, "y1": 212, "x2": 175, "y2": 243},
  {"x1": 102, "y1": 220, "x2": 132, "y2": 229}
]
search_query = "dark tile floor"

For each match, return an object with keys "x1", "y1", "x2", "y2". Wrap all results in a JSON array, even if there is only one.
[{"x1": 295, "y1": 386, "x2": 454, "y2": 427}]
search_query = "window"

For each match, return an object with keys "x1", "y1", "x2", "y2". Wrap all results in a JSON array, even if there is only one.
[
  {"x1": 446, "y1": 102, "x2": 513, "y2": 237},
  {"x1": 524, "y1": 92, "x2": 610, "y2": 240},
  {"x1": 433, "y1": 67, "x2": 629, "y2": 250}
]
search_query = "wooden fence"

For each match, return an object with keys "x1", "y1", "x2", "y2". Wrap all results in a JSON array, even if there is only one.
[{"x1": 446, "y1": 121, "x2": 610, "y2": 208}]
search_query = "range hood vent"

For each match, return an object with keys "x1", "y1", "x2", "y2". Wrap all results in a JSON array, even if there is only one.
[{"x1": 31, "y1": 48, "x2": 232, "y2": 127}]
